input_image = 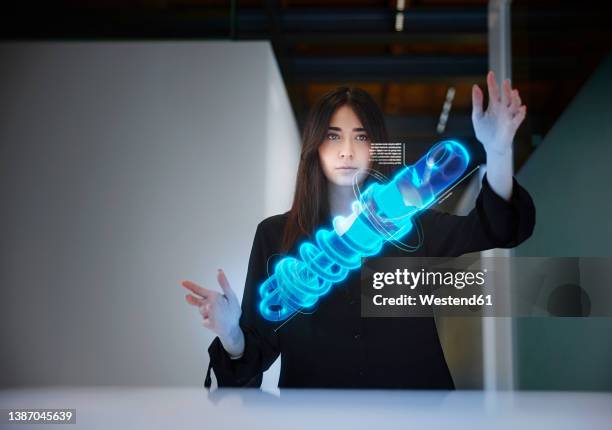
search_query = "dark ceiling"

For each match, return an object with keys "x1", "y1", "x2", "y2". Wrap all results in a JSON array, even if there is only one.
[{"x1": 2, "y1": 0, "x2": 611, "y2": 170}]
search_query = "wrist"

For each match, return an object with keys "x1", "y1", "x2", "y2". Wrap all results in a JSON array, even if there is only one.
[
  {"x1": 485, "y1": 146, "x2": 513, "y2": 159},
  {"x1": 483, "y1": 137, "x2": 513, "y2": 158},
  {"x1": 484, "y1": 147, "x2": 514, "y2": 202},
  {"x1": 219, "y1": 324, "x2": 245, "y2": 357},
  {"x1": 485, "y1": 147, "x2": 513, "y2": 171}
]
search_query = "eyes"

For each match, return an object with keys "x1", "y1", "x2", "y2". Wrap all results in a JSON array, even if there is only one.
[{"x1": 326, "y1": 133, "x2": 370, "y2": 142}]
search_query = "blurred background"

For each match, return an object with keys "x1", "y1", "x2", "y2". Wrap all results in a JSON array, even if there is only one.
[{"x1": 0, "y1": 0, "x2": 610, "y2": 393}]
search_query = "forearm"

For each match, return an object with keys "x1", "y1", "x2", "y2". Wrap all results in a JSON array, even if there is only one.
[
  {"x1": 219, "y1": 325, "x2": 245, "y2": 358},
  {"x1": 485, "y1": 145, "x2": 513, "y2": 202}
]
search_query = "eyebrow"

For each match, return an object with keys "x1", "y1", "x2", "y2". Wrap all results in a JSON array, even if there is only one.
[{"x1": 328, "y1": 126, "x2": 367, "y2": 132}]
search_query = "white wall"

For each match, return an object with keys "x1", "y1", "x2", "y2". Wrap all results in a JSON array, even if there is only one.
[{"x1": 0, "y1": 41, "x2": 299, "y2": 388}]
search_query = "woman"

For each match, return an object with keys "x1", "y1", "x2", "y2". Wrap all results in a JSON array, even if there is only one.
[{"x1": 181, "y1": 71, "x2": 535, "y2": 389}]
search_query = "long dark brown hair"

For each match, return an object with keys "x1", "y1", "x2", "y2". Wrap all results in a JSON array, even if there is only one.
[{"x1": 280, "y1": 86, "x2": 394, "y2": 252}]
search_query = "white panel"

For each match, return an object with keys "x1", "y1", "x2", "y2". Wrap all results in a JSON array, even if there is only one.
[{"x1": 0, "y1": 41, "x2": 300, "y2": 388}]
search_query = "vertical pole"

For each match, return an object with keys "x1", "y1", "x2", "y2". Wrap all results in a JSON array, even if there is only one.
[{"x1": 483, "y1": 0, "x2": 515, "y2": 392}]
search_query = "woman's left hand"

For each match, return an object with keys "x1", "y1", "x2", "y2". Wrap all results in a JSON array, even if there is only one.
[{"x1": 471, "y1": 70, "x2": 527, "y2": 156}]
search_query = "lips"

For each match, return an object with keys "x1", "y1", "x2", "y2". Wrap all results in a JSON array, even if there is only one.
[{"x1": 336, "y1": 166, "x2": 357, "y2": 170}]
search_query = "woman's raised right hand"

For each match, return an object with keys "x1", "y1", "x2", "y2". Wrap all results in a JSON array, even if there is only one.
[{"x1": 181, "y1": 269, "x2": 243, "y2": 349}]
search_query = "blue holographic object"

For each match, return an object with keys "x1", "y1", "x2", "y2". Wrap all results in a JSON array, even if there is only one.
[{"x1": 258, "y1": 140, "x2": 470, "y2": 321}]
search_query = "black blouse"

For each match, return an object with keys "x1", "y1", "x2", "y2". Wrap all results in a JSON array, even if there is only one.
[{"x1": 206, "y1": 173, "x2": 536, "y2": 389}]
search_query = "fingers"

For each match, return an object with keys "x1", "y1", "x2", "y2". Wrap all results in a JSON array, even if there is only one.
[
  {"x1": 485, "y1": 71, "x2": 525, "y2": 118},
  {"x1": 486, "y1": 71, "x2": 514, "y2": 108},
  {"x1": 502, "y1": 78, "x2": 513, "y2": 107},
  {"x1": 512, "y1": 105, "x2": 527, "y2": 128},
  {"x1": 185, "y1": 293, "x2": 205, "y2": 307},
  {"x1": 510, "y1": 89, "x2": 521, "y2": 112},
  {"x1": 181, "y1": 280, "x2": 214, "y2": 299},
  {"x1": 191, "y1": 297, "x2": 213, "y2": 328},
  {"x1": 198, "y1": 302, "x2": 212, "y2": 320},
  {"x1": 471, "y1": 84, "x2": 484, "y2": 120},
  {"x1": 181, "y1": 271, "x2": 240, "y2": 335},
  {"x1": 180, "y1": 278, "x2": 224, "y2": 331},
  {"x1": 486, "y1": 70, "x2": 501, "y2": 107},
  {"x1": 513, "y1": 89, "x2": 521, "y2": 105},
  {"x1": 217, "y1": 269, "x2": 230, "y2": 291},
  {"x1": 217, "y1": 269, "x2": 239, "y2": 306},
  {"x1": 507, "y1": 83, "x2": 525, "y2": 125},
  {"x1": 200, "y1": 308, "x2": 213, "y2": 328}
]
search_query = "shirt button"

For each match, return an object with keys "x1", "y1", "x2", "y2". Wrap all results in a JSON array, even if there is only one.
[{"x1": 354, "y1": 333, "x2": 360, "y2": 340}]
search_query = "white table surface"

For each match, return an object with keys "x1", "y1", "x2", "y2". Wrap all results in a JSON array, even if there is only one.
[{"x1": 1, "y1": 387, "x2": 611, "y2": 430}]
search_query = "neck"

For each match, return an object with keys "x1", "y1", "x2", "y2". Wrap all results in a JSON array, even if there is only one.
[{"x1": 327, "y1": 182, "x2": 356, "y2": 218}]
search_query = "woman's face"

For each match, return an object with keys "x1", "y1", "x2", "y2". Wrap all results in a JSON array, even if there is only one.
[{"x1": 318, "y1": 105, "x2": 372, "y2": 187}]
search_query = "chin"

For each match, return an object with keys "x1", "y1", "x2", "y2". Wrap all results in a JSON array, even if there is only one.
[
  {"x1": 331, "y1": 174, "x2": 366, "y2": 187},
  {"x1": 330, "y1": 178, "x2": 353, "y2": 187}
]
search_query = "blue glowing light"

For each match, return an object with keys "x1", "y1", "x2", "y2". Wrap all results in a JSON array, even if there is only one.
[{"x1": 258, "y1": 140, "x2": 470, "y2": 321}]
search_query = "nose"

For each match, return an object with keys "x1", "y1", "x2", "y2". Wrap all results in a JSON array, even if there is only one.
[{"x1": 339, "y1": 138, "x2": 354, "y2": 159}]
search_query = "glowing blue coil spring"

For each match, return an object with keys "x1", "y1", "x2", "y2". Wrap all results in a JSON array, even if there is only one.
[{"x1": 259, "y1": 140, "x2": 470, "y2": 321}]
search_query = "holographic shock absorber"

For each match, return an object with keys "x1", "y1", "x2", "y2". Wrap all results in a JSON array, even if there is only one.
[{"x1": 259, "y1": 140, "x2": 470, "y2": 321}]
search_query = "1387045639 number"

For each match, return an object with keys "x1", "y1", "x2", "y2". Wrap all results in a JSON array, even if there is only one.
[{"x1": 2, "y1": 409, "x2": 76, "y2": 424}]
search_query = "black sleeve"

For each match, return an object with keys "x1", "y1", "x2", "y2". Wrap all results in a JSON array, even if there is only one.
[
  {"x1": 206, "y1": 222, "x2": 281, "y2": 388},
  {"x1": 418, "y1": 173, "x2": 536, "y2": 257}
]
